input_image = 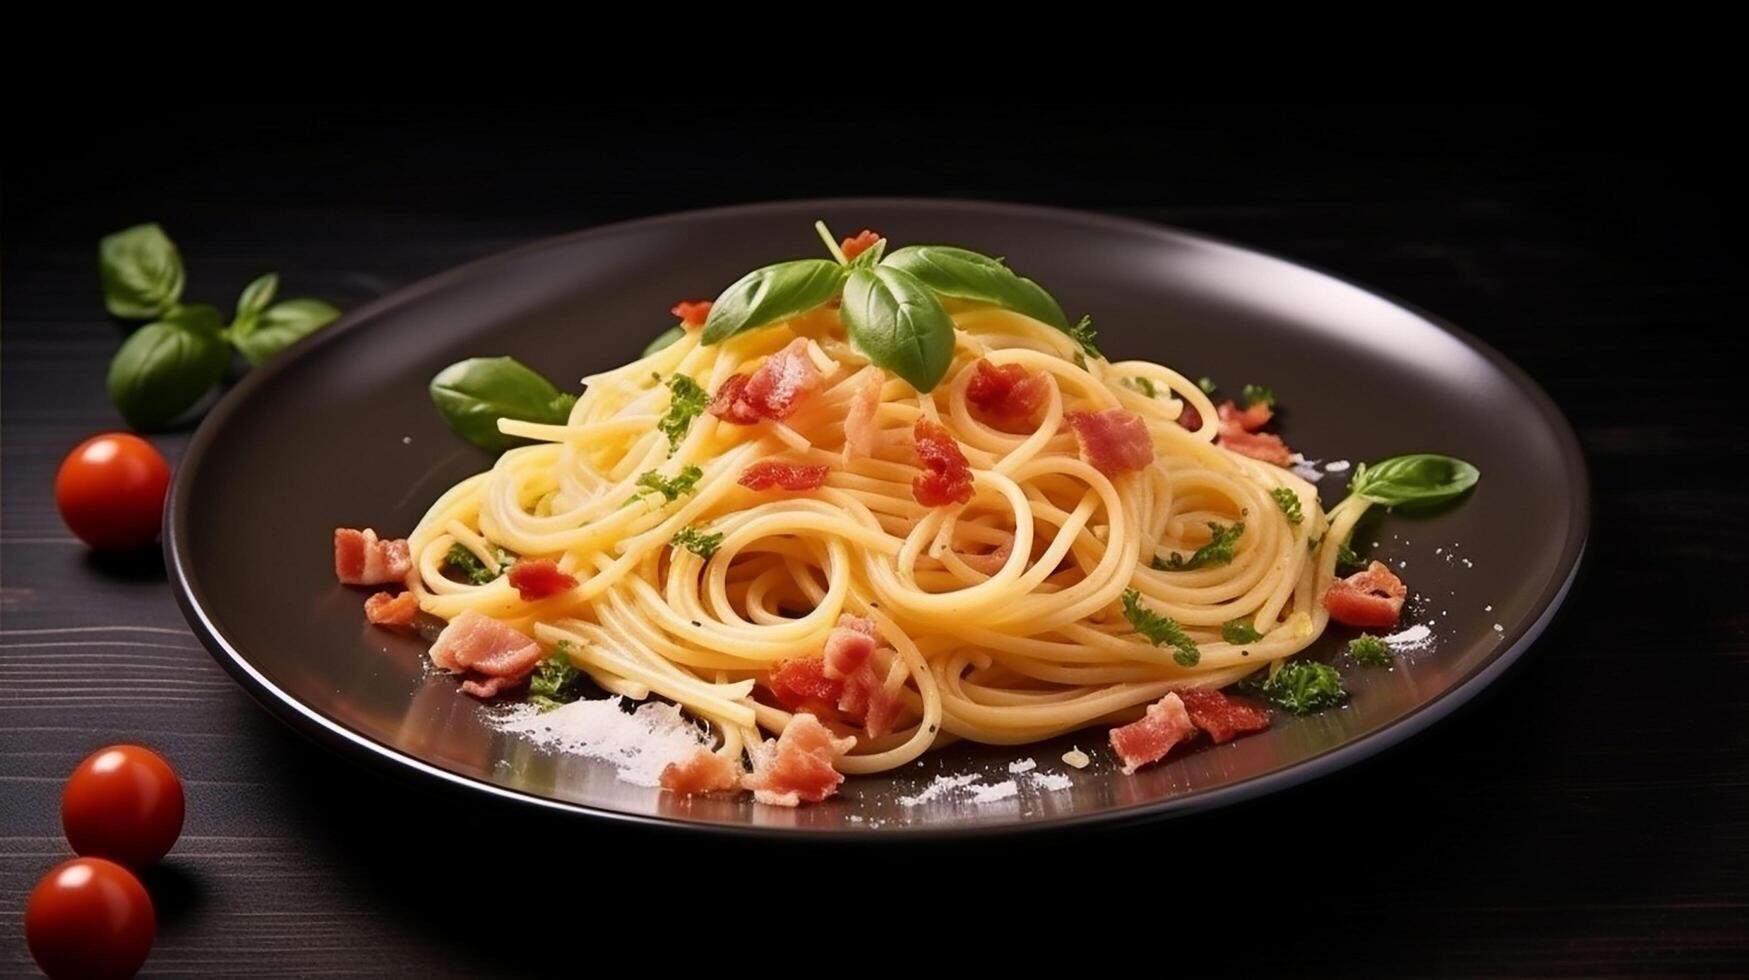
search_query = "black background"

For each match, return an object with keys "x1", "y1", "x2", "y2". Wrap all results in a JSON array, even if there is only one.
[{"x1": 3, "y1": 105, "x2": 1744, "y2": 976}]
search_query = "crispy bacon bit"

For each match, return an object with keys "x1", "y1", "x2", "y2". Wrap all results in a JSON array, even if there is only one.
[
  {"x1": 659, "y1": 747, "x2": 744, "y2": 795},
  {"x1": 1064, "y1": 409, "x2": 1155, "y2": 475},
  {"x1": 1109, "y1": 692, "x2": 1197, "y2": 774},
  {"x1": 823, "y1": 614, "x2": 878, "y2": 679},
  {"x1": 742, "y1": 713, "x2": 856, "y2": 806},
  {"x1": 427, "y1": 610, "x2": 545, "y2": 699},
  {"x1": 671, "y1": 300, "x2": 713, "y2": 328},
  {"x1": 843, "y1": 369, "x2": 885, "y2": 460},
  {"x1": 1322, "y1": 561, "x2": 1409, "y2": 629},
  {"x1": 840, "y1": 229, "x2": 881, "y2": 261},
  {"x1": 708, "y1": 373, "x2": 759, "y2": 424},
  {"x1": 966, "y1": 359, "x2": 1051, "y2": 427},
  {"x1": 739, "y1": 460, "x2": 830, "y2": 492},
  {"x1": 767, "y1": 657, "x2": 841, "y2": 715},
  {"x1": 1177, "y1": 402, "x2": 1203, "y2": 431},
  {"x1": 363, "y1": 591, "x2": 419, "y2": 628},
  {"x1": 838, "y1": 663, "x2": 900, "y2": 739},
  {"x1": 333, "y1": 527, "x2": 413, "y2": 586},
  {"x1": 912, "y1": 418, "x2": 975, "y2": 506},
  {"x1": 1177, "y1": 689, "x2": 1272, "y2": 744},
  {"x1": 1216, "y1": 400, "x2": 1292, "y2": 465},
  {"x1": 506, "y1": 558, "x2": 578, "y2": 601},
  {"x1": 956, "y1": 534, "x2": 1013, "y2": 576}
]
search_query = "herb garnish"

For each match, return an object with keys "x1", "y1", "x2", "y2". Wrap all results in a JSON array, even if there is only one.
[
  {"x1": 1120, "y1": 589, "x2": 1200, "y2": 667},
  {"x1": 1151, "y1": 521, "x2": 1245, "y2": 571},
  {"x1": 630, "y1": 466, "x2": 704, "y2": 506},
  {"x1": 1347, "y1": 454, "x2": 1481, "y2": 509},
  {"x1": 1241, "y1": 384, "x2": 1275, "y2": 409},
  {"x1": 1336, "y1": 541, "x2": 1363, "y2": 567},
  {"x1": 1242, "y1": 660, "x2": 1348, "y2": 714},
  {"x1": 445, "y1": 544, "x2": 516, "y2": 585},
  {"x1": 670, "y1": 525, "x2": 725, "y2": 558},
  {"x1": 1122, "y1": 377, "x2": 1159, "y2": 398},
  {"x1": 658, "y1": 375, "x2": 710, "y2": 452},
  {"x1": 429, "y1": 357, "x2": 578, "y2": 453},
  {"x1": 1271, "y1": 487, "x2": 1304, "y2": 525},
  {"x1": 1347, "y1": 634, "x2": 1392, "y2": 667},
  {"x1": 1221, "y1": 617, "x2": 1264, "y2": 645},
  {"x1": 528, "y1": 642, "x2": 585, "y2": 711},
  {"x1": 1197, "y1": 376, "x2": 1218, "y2": 395}
]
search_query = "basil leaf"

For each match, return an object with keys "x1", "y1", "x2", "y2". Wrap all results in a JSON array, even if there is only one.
[
  {"x1": 882, "y1": 245, "x2": 1068, "y2": 330},
  {"x1": 1349, "y1": 453, "x2": 1480, "y2": 508},
  {"x1": 235, "y1": 272, "x2": 280, "y2": 319},
  {"x1": 99, "y1": 223, "x2": 186, "y2": 320},
  {"x1": 429, "y1": 356, "x2": 576, "y2": 452},
  {"x1": 233, "y1": 298, "x2": 340, "y2": 366},
  {"x1": 841, "y1": 265, "x2": 957, "y2": 392},
  {"x1": 642, "y1": 325, "x2": 684, "y2": 357},
  {"x1": 106, "y1": 305, "x2": 229, "y2": 429},
  {"x1": 699, "y1": 259, "x2": 845, "y2": 344}
]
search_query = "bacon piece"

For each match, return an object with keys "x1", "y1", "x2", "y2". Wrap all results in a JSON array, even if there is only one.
[
  {"x1": 659, "y1": 747, "x2": 744, "y2": 796},
  {"x1": 1109, "y1": 692, "x2": 1197, "y2": 774},
  {"x1": 965, "y1": 359, "x2": 1050, "y2": 427},
  {"x1": 1176, "y1": 402, "x2": 1203, "y2": 431},
  {"x1": 739, "y1": 460, "x2": 830, "y2": 492},
  {"x1": 506, "y1": 558, "x2": 578, "y2": 601},
  {"x1": 427, "y1": 610, "x2": 545, "y2": 699},
  {"x1": 1322, "y1": 561, "x2": 1409, "y2": 629},
  {"x1": 1063, "y1": 409, "x2": 1155, "y2": 475},
  {"x1": 843, "y1": 369, "x2": 885, "y2": 460},
  {"x1": 363, "y1": 591, "x2": 419, "y2": 628},
  {"x1": 840, "y1": 229, "x2": 881, "y2": 260},
  {"x1": 911, "y1": 418, "x2": 975, "y2": 506},
  {"x1": 708, "y1": 373, "x2": 760, "y2": 424},
  {"x1": 333, "y1": 527, "x2": 413, "y2": 586},
  {"x1": 838, "y1": 663, "x2": 900, "y2": 739},
  {"x1": 822, "y1": 614, "x2": 877, "y2": 679},
  {"x1": 767, "y1": 657, "x2": 841, "y2": 714},
  {"x1": 671, "y1": 300, "x2": 712, "y2": 328},
  {"x1": 1216, "y1": 400, "x2": 1293, "y2": 465},
  {"x1": 1177, "y1": 689, "x2": 1272, "y2": 744},
  {"x1": 956, "y1": 535, "x2": 1013, "y2": 576},
  {"x1": 742, "y1": 713, "x2": 856, "y2": 806}
]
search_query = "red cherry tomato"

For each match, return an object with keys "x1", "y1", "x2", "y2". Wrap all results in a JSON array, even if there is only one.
[
  {"x1": 25, "y1": 857, "x2": 155, "y2": 980},
  {"x1": 62, "y1": 745, "x2": 185, "y2": 869},
  {"x1": 54, "y1": 434, "x2": 171, "y2": 551}
]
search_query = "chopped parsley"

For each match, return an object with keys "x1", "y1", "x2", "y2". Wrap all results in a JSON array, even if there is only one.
[
  {"x1": 444, "y1": 543, "x2": 516, "y2": 585},
  {"x1": 1336, "y1": 541, "x2": 1363, "y2": 567},
  {"x1": 1151, "y1": 521, "x2": 1245, "y2": 572},
  {"x1": 1241, "y1": 383, "x2": 1275, "y2": 408},
  {"x1": 670, "y1": 525, "x2": 725, "y2": 558},
  {"x1": 1271, "y1": 487, "x2": 1303, "y2": 525},
  {"x1": 629, "y1": 465, "x2": 704, "y2": 506},
  {"x1": 1221, "y1": 617, "x2": 1264, "y2": 645},
  {"x1": 1197, "y1": 376, "x2": 1218, "y2": 395},
  {"x1": 1121, "y1": 376, "x2": 1159, "y2": 398},
  {"x1": 528, "y1": 642, "x2": 585, "y2": 711},
  {"x1": 1120, "y1": 588, "x2": 1199, "y2": 667},
  {"x1": 1068, "y1": 315, "x2": 1102, "y2": 364},
  {"x1": 1348, "y1": 634, "x2": 1392, "y2": 667},
  {"x1": 658, "y1": 374, "x2": 710, "y2": 452},
  {"x1": 1242, "y1": 660, "x2": 1348, "y2": 714}
]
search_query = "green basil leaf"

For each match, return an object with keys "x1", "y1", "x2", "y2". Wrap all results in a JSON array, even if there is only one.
[
  {"x1": 699, "y1": 259, "x2": 846, "y2": 345},
  {"x1": 233, "y1": 298, "x2": 340, "y2": 366},
  {"x1": 841, "y1": 265, "x2": 957, "y2": 392},
  {"x1": 642, "y1": 325, "x2": 685, "y2": 357},
  {"x1": 105, "y1": 306, "x2": 229, "y2": 429},
  {"x1": 429, "y1": 356, "x2": 575, "y2": 453},
  {"x1": 99, "y1": 223, "x2": 186, "y2": 320},
  {"x1": 882, "y1": 245, "x2": 1068, "y2": 330},
  {"x1": 235, "y1": 272, "x2": 280, "y2": 320},
  {"x1": 1348, "y1": 453, "x2": 1480, "y2": 507}
]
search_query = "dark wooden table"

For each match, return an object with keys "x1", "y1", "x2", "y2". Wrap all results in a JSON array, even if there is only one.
[{"x1": 4, "y1": 106, "x2": 1743, "y2": 977}]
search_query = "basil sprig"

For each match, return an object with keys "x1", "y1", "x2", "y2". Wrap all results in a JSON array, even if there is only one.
[
  {"x1": 841, "y1": 264, "x2": 957, "y2": 392},
  {"x1": 1348, "y1": 453, "x2": 1480, "y2": 507},
  {"x1": 98, "y1": 224, "x2": 342, "y2": 429},
  {"x1": 429, "y1": 356, "x2": 577, "y2": 453},
  {"x1": 699, "y1": 260, "x2": 847, "y2": 345},
  {"x1": 691, "y1": 222, "x2": 1083, "y2": 393}
]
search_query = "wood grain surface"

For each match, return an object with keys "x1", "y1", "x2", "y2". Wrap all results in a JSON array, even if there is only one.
[{"x1": 2, "y1": 105, "x2": 1743, "y2": 977}]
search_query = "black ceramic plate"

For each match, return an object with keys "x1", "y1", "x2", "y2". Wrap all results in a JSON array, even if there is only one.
[{"x1": 168, "y1": 200, "x2": 1587, "y2": 837}]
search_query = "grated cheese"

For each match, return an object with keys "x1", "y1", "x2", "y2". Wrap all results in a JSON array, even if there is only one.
[
  {"x1": 1062, "y1": 748, "x2": 1091, "y2": 769},
  {"x1": 494, "y1": 697, "x2": 708, "y2": 787}
]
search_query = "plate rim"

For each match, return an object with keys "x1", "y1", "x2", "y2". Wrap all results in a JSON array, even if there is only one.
[{"x1": 165, "y1": 197, "x2": 1591, "y2": 840}]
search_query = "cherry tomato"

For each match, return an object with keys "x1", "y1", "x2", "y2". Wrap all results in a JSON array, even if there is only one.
[
  {"x1": 25, "y1": 857, "x2": 155, "y2": 980},
  {"x1": 62, "y1": 745, "x2": 185, "y2": 869},
  {"x1": 54, "y1": 433, "x2": 171, "y2": 551}
]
